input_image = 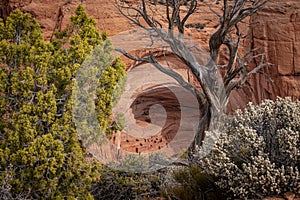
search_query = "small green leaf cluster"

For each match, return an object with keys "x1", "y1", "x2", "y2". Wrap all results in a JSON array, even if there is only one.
[
  {"x1": 95, "y1": 57, "x2": 126, "y2": 137},
  {"x1": 198, "y1": 97, "x2": 300, "y2": 199}
]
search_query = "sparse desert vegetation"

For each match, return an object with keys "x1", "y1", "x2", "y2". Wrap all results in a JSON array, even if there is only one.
[{"x1": 0, "y1": 1, "x2": 299, "y2": 199}]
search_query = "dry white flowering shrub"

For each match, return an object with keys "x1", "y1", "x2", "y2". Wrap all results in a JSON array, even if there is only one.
[{"x1": 197, "y1": 97, "x2": 300, "y2": 199}]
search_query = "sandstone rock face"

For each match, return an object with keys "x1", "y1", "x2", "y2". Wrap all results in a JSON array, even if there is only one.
[
  {"x1": 243, "y1": 0, "x2": 300, "y2": 106},
  {"x1": 111, "y1": 58, "x2": 200, "y2": 154},
  {"x1": 2, "y1": 0, "x2": 299, "y2": 111},
  {"x1": 0, "y1": 0, "x2": 132, "y2": 40}
]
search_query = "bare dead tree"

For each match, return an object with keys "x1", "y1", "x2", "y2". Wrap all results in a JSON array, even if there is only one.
[{"x1": 115, "y1": 0, "x2": 272, "y2": 160}]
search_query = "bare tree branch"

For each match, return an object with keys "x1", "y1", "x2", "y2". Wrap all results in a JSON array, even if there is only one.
[
  {"x1": 115, "y1": 0, "x2": 271, "y2": 155},
  {"x1": 115, "y1": 47, "x2": 207, "y2": 105}
]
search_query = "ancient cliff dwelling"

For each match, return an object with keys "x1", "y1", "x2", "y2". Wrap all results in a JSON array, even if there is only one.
[{"x1": 0, "y1": 0, "x2": 299, "y2": 199}]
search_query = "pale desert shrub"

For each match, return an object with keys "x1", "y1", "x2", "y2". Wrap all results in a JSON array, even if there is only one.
[{"x1": 197, "y1": 97, "x2": 300, "y2": 199}]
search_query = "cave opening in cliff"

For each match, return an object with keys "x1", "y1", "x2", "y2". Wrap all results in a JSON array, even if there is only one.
[
  {"x1": 130, "y1": 85, "x2": 181, "y2": 142},
  {"x1": 111, "y1": 82, "x2": 200, "y2": 155},
  {"x1": 110, "y1": 55, "x2": 201, "y2": 154}
]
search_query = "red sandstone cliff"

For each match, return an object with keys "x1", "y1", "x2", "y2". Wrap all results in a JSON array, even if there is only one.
[
  {"x1": 1, "y1": 0, "x2": 300, "y2": 154},
  {"x1": 250, "y1": 0, "x2": 300, "y2": 102},
  {"x1": 1, "y1": 0, "x2": 299, "y2": 111}
]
